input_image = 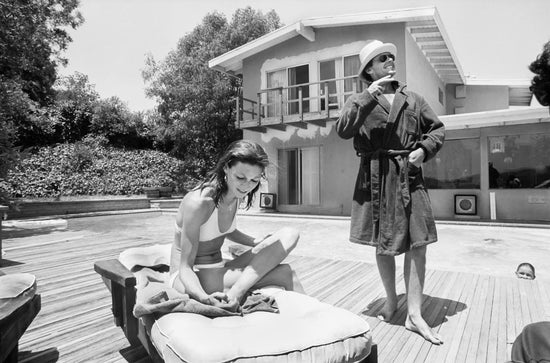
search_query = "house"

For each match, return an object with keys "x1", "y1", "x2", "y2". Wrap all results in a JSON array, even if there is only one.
[{"x1": 209, "y1": 6, "x2": 550, "y2": 222}]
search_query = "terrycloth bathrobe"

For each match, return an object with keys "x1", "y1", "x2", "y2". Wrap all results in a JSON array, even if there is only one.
[{"x1": 336, "y1": 83, "x2": 445, "y2": 256}]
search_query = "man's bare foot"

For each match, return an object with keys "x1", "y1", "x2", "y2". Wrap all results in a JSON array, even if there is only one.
[
  {"x1": 405, "y1": 314, "x2": 443, "y2": 345},
  {"x1": 377, "y1": 300, "x2": 397, "y2": 321}
]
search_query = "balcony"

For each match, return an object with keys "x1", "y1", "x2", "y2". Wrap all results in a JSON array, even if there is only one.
[{"x1": 235, "y1": 76, "x2": 364, "y2": 132}]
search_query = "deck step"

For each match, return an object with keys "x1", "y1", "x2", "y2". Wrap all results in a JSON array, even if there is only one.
[{"x1": 149, "y1": 199, "x2": 182, "y2": 209}]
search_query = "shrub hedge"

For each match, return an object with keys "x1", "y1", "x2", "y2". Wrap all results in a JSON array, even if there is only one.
[{"x1": 5, "y1": 136, "x2": 195, "y2": 198}]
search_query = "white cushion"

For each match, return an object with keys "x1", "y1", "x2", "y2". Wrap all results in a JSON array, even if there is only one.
[{"x1": 150, "y1": 288, "x2": 372, "y2": 363}]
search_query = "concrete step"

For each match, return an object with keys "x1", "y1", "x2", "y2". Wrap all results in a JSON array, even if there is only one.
[{"x1": 150, "y1": 199, "x2": 182, "y2": 209}]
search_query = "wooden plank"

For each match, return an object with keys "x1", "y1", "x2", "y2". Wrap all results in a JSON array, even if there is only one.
[
  {"x1": 443, "y1": 274, "x2": 481, "y2": 363},
  {"x1": 460, "y1": 275, "x2": 490, "y2": 363},
  {"x1": 390, "y1": 269, "x2": 449, "y2": 363},
  {"x1": 475, "y1": 275, "x2": 495, "y2": 363},
  {"x1": 538, "y1": 279, "x2": 550, "y2": 321},
  {"x1": 409, "y1": 271, "x2": 461, "y2": 362},
  {"x1": 423, "y1": 270, "x2": 470, "y2": 362},
  {"x1": 485, "y1": 276, "x2": 502, "y2": 363}
]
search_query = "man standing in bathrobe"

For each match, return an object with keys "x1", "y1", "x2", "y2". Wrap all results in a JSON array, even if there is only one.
[{"x1": 336, "y1": 39, "x2": 445, "y2": 345}]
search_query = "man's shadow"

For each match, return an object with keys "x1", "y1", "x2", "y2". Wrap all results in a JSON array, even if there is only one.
[{"x1": 361, "y1": 293, "x2": 467, "y2": 328}]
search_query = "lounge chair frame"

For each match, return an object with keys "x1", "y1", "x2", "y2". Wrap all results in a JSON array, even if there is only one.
[
  {"x1": 0, "y1": 271, "x2": 41, "y2": 363},
  {"x1": 94, "y1": 259, "x2": 163, "y2": 363}
]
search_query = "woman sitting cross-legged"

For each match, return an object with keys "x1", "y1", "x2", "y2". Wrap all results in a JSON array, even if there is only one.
[{"x1": 169, "y1": 140, "x2": 304, "y2": 312}]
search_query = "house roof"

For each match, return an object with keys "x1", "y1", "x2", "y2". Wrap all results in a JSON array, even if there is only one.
[{"x1": 209, "y1": 6, "x2": 466, "y2": 84}]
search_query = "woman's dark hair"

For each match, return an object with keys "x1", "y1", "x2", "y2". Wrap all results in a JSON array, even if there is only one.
[
  {"x1": 198, "y1": 140, "x2": 269, "y2": 209},
  {"x1": 529, "y1": 40, "x2": 550, "y2": 106}
]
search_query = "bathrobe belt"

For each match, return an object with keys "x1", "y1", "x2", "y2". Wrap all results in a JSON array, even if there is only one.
[{"x1": 359, "y1": 149, "x2": 411, "y2": 224}]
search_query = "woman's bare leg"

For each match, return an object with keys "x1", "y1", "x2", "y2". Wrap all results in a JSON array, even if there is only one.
[{"x1": 224, "y1": 227, "x2": 300, "y2": 302}]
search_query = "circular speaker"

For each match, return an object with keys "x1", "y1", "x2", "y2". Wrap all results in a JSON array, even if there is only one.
[{"x1": 459, "y1": 199, "x2": 472, "y2": 211}]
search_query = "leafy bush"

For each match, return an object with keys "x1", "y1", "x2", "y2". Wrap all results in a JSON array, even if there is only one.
[{"x1": 5, "y1": 137, "x2": 192, "y2": 199}]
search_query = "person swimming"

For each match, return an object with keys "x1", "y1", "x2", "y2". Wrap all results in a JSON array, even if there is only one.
[{"x1": 515, "y1": 262, "x2": 536, "y2": 280}]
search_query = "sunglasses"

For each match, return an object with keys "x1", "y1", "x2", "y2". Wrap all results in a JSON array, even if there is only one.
[{"x1": 376, "y1": 53, "x2": 395, "y2": 63}]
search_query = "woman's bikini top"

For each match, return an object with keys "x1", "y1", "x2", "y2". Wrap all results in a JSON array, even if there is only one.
[{"x1": 174, "y1": 205, "x2": 237, "y2": 242}]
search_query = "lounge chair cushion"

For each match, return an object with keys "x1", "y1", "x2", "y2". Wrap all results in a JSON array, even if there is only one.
[
  {"x1": 0, "y1": 273, "x2": 36, "y2": 299},
  {"x1": 150, "y1": 287, "x2": 371, "y2": 362}
]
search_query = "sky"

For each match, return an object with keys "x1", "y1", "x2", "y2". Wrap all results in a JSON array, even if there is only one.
[{"x1": 59, "y1": 0, "x2": 550, "y2": 112}]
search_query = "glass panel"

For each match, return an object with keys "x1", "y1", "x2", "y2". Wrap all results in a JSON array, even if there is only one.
[
  {"x1": 319, "y1": 60, "x2": 337, "y2": 111},
  {"x1": 300, "y1": 147, "x2": 320, "y2": 205},
  {"x1": 344, "y1": 55, "x2": 362, "y2": 97},
  {"x1": 424, "y1": 139, "x2": 480, "y2": 189},
  {"x1": 277, "y1": 149, "x2": 299, "y2": 204},
  {"x1": 267, "y1": 70, "x2": 285, "y2": 117},
  {"x1": 287, "y1": 149, "x2": 299, "y2": 204},
  {"x1": 288, "y1": 65, "x2": 309, "y2": 115},
  {"x1": 488, "y1": 133, "x2": 550, "y2": 188}
]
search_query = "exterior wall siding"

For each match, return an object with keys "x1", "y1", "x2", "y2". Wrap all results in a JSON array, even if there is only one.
[
  {"x1": 404, "y1": 30, "x2": 446, "y2": 115},
  {"x1": 446, "y1": 84, "x2": 509, "y2": 114}
]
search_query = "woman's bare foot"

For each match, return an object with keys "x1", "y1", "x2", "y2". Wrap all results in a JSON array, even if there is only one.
[
  {"x1": 377, "y1": 299, "x2": 398, "y2": 321},
  {"x1": 405, "y1": 314, "x2": 443, "y2": 345}
]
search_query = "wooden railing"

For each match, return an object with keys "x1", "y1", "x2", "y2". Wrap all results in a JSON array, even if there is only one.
[{"x1": 235, "y1": 76, "x2": 364, "y2": 129}]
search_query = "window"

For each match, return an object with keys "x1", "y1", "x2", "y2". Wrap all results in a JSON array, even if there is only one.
[
  {"x1": 343, "y1": 55, "x2": 362, "y2": 100},
  {"x1": 278, "y1": 146, "x2": 320, "y2": 205},
  {"x1": 266, "y1": 69, "x2": 285, "y2": 117},
  {"x1": 266, "y1": 66, "x2": 309, "y2": 117},
  {"x1": 424, "y1": 138, "x2": 480, "y2": 189},
  {"x1": 287, "y1": 65, "x2": 310, "y2": 115},
  {"x1": 488, "y1": 133, "x2": 550, "y2": 189},
  {"x1": 319, "y1": 55, "x2": 362, "y2": 111},
  {"x1": 319, "y1": 60, "x2": 338, "y2": 111}
]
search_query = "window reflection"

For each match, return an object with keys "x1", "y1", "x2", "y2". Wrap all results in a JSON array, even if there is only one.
[
  {"x1": 488, "y1": 133, "x2": 550, "y2": 189},
  {"x1": 424, "y1": 138, "x2": 480, "y2": 189}
]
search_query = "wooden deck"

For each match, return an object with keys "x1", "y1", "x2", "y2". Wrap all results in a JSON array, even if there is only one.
[{"x1": 2, "y1": 213, "x2": 550, "y2": 363}]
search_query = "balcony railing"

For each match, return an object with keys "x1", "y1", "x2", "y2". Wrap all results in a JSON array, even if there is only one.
[{"x1": 235, "y1": 76, "x2": 364, "y2": 131}]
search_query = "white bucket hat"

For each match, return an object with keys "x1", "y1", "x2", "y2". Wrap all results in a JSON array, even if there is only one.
[{"x1": 358, "y1": 39, "x2": 397, "y2": 83}]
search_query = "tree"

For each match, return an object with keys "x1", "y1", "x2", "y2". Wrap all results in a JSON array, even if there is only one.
[
  {"x1": 143, "y1": 7, "x2": 281, "y2": 180},
  {"x1": 53, "y1": 72, "x2": 99, "y2": 143},
  {"x1": 0, "y1": 0, "x2": 83, "y2": 146},
  {"x1": 91, "y1": 96, "x2": 153, "y2": 149},
  {"x1": 529, "y1": 40, "x2": 550, "y2": 107}
]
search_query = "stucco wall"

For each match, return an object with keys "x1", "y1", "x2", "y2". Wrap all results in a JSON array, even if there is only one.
[
  {"x1": 404, "y1": 31, "x2": 446, "y2": 115},
  {"x1": 244, "y1": 121, "x2": 358, "y2": 215},
  {"x1": 446, "y1": 84, "x2": 509, "y2": 114}
]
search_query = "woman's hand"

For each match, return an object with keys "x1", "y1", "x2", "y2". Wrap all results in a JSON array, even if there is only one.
[
  {"x1": 408, "y1": 148, "x2": 426, "y2": 167},
  {"x1": 367, "y1": 74, "x2": 395, "y2": 96},
  {"x1": 202, "y1": 292, "x2": 240, "y2": 312}
]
